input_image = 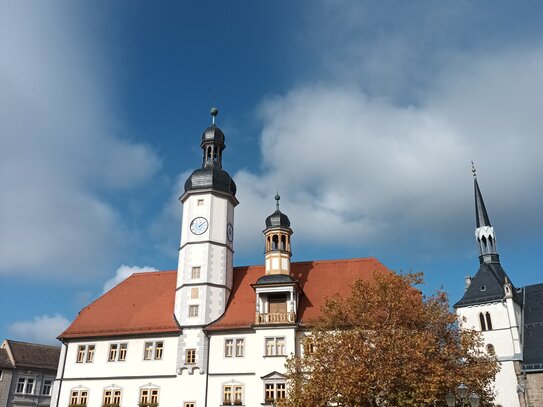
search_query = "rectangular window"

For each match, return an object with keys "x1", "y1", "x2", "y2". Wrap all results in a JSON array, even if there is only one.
[
  {"x1": 86, "y1": 345, "x2": 95, "y2": 363},
  {"x1": 186, "y1": 348, "x2": 196, "y2": 365},
  {"x1": 108, "y1": 344, "x2": 118, "y2": 361},
  {"x1": 224, "y1": 339, "x2": 234, "y2": 357},
  {"x1": 144, "y1": 341, "x2": 162, "y2": 360},
  {"x1": 265, "y1": 337, "x2": 286, "y2": 356},
  {"x1": 303, "y1": 338, "x2": 315, "y2": 355},
  {"x1": 184, "y1": 403, "x2": 195, "y2": 407},
  {"x1": 223, "y1": 385, "x2": 232, "y2": 404},
  {"x1": 197, "y1": 199, "x2": 204, "y2": 206},
  {"x1": 264, "y1": 383, "x2": 286, "y2": 403},
  {"x1": 77, "y1": 345, "x2": 85, "y2": 363},
  {"x1": 155, "y1": 342, "x2": 163, "y2": 360},
  {"x1": 189, "y1": 305, "x2": 199, "y2": 318},
  {"x1": 119, "y1": 343, "x2": 128, "y2": 361},
  {"x1": 191, "y1": 266, "x2": 201, "y2": 279},
  {"x1": 42, "y1": 379, "x2": 53, "y2": 395},
  {"x1": 70, "y1": 390, "x2": 88, "y2": 405},
  {"x1": 16, "y1": 377, "x2": 34, "y2": 394},
  {"x1": 191, "y1": 287, "x2": 199, "y2": 299},
  {"x1": 77, "y1": 344, "x2": 95, "y2": 363},
  {"x1": 144, "y1": 342, "x2": 153, "y2": 360},
  {"x1": 225, "y1": 338, "x2": 244, "y2": 358}
]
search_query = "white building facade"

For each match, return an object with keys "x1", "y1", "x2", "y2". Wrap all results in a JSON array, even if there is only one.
[{"x1": 52, "y1": 110, "x2": 390, "y2": 407}]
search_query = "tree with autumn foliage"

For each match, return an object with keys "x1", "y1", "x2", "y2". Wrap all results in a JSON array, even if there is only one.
[{"x1": 281, "y1": 271, "x2": 499, "y2": 407}]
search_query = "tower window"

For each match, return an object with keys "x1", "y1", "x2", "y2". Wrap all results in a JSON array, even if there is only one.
[
  {"x1": 479, "y1": 312, "x2": 487, "y2": 331},
  {"x1": 281, "y1": 235, "x2": 286, "y2": 250},
  {"x1": 272, "y1": 235, "x2": 279, "y2": 250},
  {"x1": 197, "y1": 199, "x2": 204, "y2": 206},
  {"x1": 191, "y1": 267, "x2": 201, "y2": 279},
  {"x1": 189, "y1": 305, "x2": 199, "y2": 318},
  {"x1": 186, "y1": 348, "x2": 196, "y2": 364},
  {"x1": 191, "y1": 287, "x2": 199, "y2": 299},
  {"x1": 485, "y1": 312, "x2": 493, "y2": 330},
  {"x1": 486, "y1": 343, "x2": 495, "y2": 354}
]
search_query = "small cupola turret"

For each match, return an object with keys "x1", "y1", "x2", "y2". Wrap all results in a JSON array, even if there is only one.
[{"x1": 263, "y1": 193, "x2": 293, "y2": 275}]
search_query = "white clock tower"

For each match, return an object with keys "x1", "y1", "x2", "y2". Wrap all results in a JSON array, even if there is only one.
[{"x1": 174, "y1": 108, "x2": 238, "y2": 386}]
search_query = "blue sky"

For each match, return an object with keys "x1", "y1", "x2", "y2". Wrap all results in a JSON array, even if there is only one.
[{"x1": 1, "y1": 1, "x2": 542, "y2": 344}]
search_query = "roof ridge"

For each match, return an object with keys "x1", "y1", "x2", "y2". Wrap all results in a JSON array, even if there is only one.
[
  {"x1": 6, "y1": 339, "x2": 60, "y2": 348},
  {"x1": 132, "y1": 270, "x2": 176, "y2": 276},
  {"x1": 234, "y1": 257, "x2": 378, "y2": 269}
]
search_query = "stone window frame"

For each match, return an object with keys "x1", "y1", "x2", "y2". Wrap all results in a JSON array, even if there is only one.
[
  {"x1": 139, "y1": 384, "x2": 160, "y2": 405},
  {"x1": 76, "y1": 344, "x2": 96, "y2": 364},
  {"x1": 143, "y1": 341, "x2": 163, "y2": 361},
  {"x1": 264, "y1": 337, "x2": 286, "y2": 357},
  {"x1": 69, "y1": 387, "x2": 89, "y2": 405},
  {"x1": 224, "y1": 338, "x2": 245, "y2": 358}
]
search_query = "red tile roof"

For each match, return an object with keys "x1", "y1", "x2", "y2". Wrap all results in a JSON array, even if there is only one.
[
  {"x1": 59, "y1": 258, "x2": 390, "y2": 339},
  {"x1": 207, "y1": 257, "x2": 390, "y2": 330},
  {"x1": 59, "y1": 271, "x2": 181, "y2": 339}
]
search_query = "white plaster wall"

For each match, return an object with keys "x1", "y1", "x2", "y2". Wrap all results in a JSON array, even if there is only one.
[
  {"x1": 208, "y1": 327, "x2": 297, "y2": 406},
  {"x1": 457, "y1": 302, "x2": 521, "y2": 359},
  {"x1": 63, "y1": 336, "x2": 178, "y2": 379},
  {"x1": 493, "y1": 361, "x2": 521, "y2": 407}
]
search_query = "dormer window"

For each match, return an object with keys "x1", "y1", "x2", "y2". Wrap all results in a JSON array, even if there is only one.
[{"x1": 480, "y1": 285, "x2": 486, "y2": 291}]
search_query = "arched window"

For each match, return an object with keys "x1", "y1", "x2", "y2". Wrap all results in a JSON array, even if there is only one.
[
  {"x1": 139, "y1": 385, "x2": 159, "y2": 406},
  {"x1": 485, "y1": 312, "x2": 493, "y2": 330},
  {"x1": 266, "y1": 236, "x2": 271, "y2": 251},
  {"x1": 479, "y1": 312, "x2": 487, "y2": 331},
  {"x1": 280, "y1": 235, "x2": 286, "y2": 251},
  {"x1": 207, "y1": 146, "x2": 212, "y2": 160},
  {"x1": 272, "y1": 235, "x2": 279, "y2": 250}
]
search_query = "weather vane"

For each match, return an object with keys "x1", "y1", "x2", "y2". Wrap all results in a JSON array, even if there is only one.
[
  {"x1": 471, "y1": 161, "x2": 477, "y2": 178},
  {"x1": 275, "y1": 191, "x2": 280, "y2": 210}
]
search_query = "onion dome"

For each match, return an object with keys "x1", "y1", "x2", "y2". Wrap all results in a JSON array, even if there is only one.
[
  {"x1": 184, "y1": 166, "x2": 237, "y2": 195},
  {"x1": 183, "y1": 107, "x2": 236, "y2": 197},
  {"x1": 201, "y1": 124, "x2": 225, "y2": 147},
  {"x1": 265, "y1": 193, "x2": 291, "y2": 229}
]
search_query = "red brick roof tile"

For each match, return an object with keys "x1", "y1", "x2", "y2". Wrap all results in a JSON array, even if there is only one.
[
  {"x1": 59, "y1": 271, "x2": 181, "y2": 339},
  {"x1": 207, "y1": 257, "x2": 390, "y2": 330},
  {"x1": 59, "y1": 258, "x2": 390, "y2": 339}
]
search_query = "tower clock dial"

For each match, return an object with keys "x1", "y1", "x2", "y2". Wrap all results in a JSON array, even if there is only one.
[
  {"x1": 190, "y1": 217, "x2": 208, "y2": 235},
  {"x1": 227, "y1": 223, "x2": 233, "y2": 242}
]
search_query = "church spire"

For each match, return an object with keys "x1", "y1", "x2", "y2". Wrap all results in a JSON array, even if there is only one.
[{"x1": 472, "y1": 163, "x2": 499, "y2": 264}]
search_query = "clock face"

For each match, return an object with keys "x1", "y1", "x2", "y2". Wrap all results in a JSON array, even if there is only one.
[
  {"x1": 227, "y1": 223, "x2": 233, "y2": 242},
  {"x1": 190, "y1": 217, "x2": 208, "y2": 235}
]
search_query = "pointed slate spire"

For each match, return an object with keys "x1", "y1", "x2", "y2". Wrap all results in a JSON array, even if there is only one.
[{"x1": 473, "y1": 164, "x2": 491, "y2": 228}]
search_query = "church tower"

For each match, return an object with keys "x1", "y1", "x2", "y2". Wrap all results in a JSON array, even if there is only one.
[
  {"x1": 174, "y1": 108, "x2": 238, "y2": 377},
  {"x1": 455, "y1": 165, "x2": 523, "y2": 407}
]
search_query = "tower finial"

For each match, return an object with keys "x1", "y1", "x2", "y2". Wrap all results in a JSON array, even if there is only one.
[
  {"x1": 210, "y1": 106, "x2": 219, "y2": 125},
  {"x1": 471, "y1": 161, "x2": 477, "y2": 178},
  {"x1": 275, "y1": 191, "x2": 280, "y2": 210}
]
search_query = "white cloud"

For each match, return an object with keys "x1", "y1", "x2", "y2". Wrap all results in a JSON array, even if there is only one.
[
  {"x1": 103, "y1": 264, "x2": 159, "y2": 293},
  {"x1": 231, "y1": 47, "x2": 543, "y2": 260},
  {"x1": 0, "y1": 2, "x2": 160, "y2": 278},
  {"x1": 7, "y1": 314, "x2": 70, "y2": 345}
]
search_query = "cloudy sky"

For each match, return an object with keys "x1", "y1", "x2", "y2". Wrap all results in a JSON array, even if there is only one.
[{"x1": 1, "y1": 1, "x2": 542, "y2": 344}]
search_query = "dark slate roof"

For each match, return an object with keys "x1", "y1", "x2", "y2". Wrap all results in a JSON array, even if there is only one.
[
  {"x1": 523, "y1": 283, "x2": 543, "y2": 372},
  {"x1": 184, "y1": 166, "x2": 237, "y2": 196},
  {"x1": 454, "y1": 262, "x2": 520, "y2": 307},
  {"x1": 0, "y1": 348, "x2": 14, "y2": 369},
  {"x1": 265, "y1": 210, "x2": 291, "y2": 229},
  {"x1": 255, "y1": 274, "x2": 295, "y2": 285},
  {"x1": 201, "y1": 125, "x2": 225, "y2": 146},
  {"x1": 474, "y1": 178, "x2": 491, "y2": 227},
  {"x1": 6, "y1": 340, "x2": 60, "y2": 370}
]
